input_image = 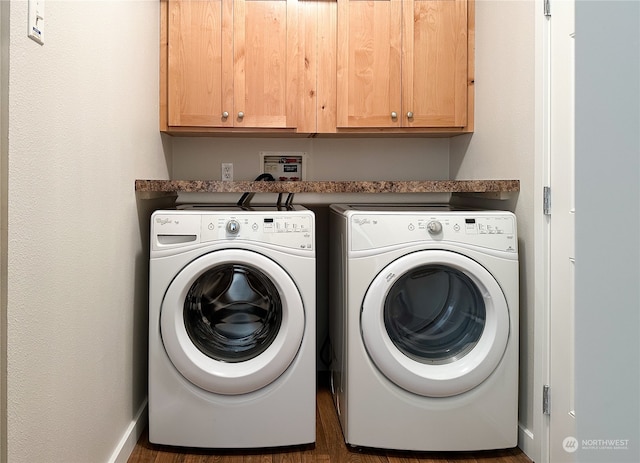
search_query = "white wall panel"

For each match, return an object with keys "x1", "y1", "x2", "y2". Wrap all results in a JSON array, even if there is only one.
[{"x1": 5, "y1": 1, "x2": 168, "y2": 462}]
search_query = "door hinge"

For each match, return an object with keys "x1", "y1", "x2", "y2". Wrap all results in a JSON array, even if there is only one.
[
  {"x1": 543, "y1": 186, "x2": 551, "y2": 216},
  {"x1": 544, "y1": 0, "x2": 551, "y2": 17},
  {"x1": 543, "y1": 385, "x2": 551, "y2": 415}
]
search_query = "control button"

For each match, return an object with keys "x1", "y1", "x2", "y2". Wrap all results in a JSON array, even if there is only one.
[
  {"x1": 453, "y1": 224, "x2": 460, "y2": 232},
  {"x1": 252, "y1": 222, "x2": 258, "y2": 231},
  {"x1": 207, "y1": 222, "x2": 215, "y2": 230},
  {"x1": 408, "y1": 223, "x2": 415, "y2": 231},
  {"x1": 427, "y1": 220, "x2": 443, "y2": 234},
  {"x1": 226, "y1": 220, "x2": 240, "y2": 235}
]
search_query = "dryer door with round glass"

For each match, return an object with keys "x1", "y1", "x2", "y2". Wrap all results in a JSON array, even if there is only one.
[
  {"x1": 161, "y1": 249, "x2": 305, "y2": 395},
  {"x1": 361, "y1": 250, "x2": 510, "y2": 397}
]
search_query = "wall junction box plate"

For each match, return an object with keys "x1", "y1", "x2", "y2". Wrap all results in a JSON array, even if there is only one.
[{"x1": 259, "y1": 152, "x2": 307, "y2": 181}]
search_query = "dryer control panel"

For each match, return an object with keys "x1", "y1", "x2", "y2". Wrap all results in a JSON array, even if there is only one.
[
  {"x1": 422, "y1": 216, "x2": 514, "y2": 236},
  {"x1": 348, "y1": 212, "x2": 517, "y2": 254}
]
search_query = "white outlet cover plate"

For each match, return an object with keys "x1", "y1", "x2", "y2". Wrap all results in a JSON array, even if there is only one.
[{"x1": 221, "y1": 163, "x2": 233, "y2": 181}]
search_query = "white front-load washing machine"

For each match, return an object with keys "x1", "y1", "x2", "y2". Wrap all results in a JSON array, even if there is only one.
[
  {"x1": 329, "y1": 204, "x2": 518, "y2": 451},
  {"x1": 149, "y1": 205, "x2": 315, "y2": 448}
]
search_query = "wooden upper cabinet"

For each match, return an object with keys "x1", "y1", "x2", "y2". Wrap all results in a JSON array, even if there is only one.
[
  {"x1": 164, "y1": 0, "x2": 297, "y2": 131},
  {"x1": 167, "y1": 0, "x2": 232, "y2": 127},
  {"x1": 337, "y1": 0, "x2": 403, "y2": 128},
  {"x1": 161, "y1": 0, "x2": 473, "y2": 134},
  {"x1": 336, "y1": 0, "x2": 470, "y2": 130},
  {"x1": 403, "y1": 0, "x2": 468, "y2": 128},
  {"x1": 234, "y1": 0, "x2": 298, "y2": 128}
]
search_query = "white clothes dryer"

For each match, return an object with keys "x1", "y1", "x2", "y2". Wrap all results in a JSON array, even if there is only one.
[
  {"x1": 329, "y1": 204, "x2": 518, "y2": 451},
  {"x1": 149, "y1": 205, "x2": 315, "y2": 448}
]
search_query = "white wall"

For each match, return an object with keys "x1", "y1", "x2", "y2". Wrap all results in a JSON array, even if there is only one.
[
  {"x1": 0, "y1": 1, "x2": 8, "y2": 461},
  {"x1": 172, "y1": 137, "x2": 451, "y2": 198},
  {"x1": 4, "y1": 1, "x2": 169, "y2": 462},
  {"x1": 172, "y1": 137, "x2": 452, "y2": 207},
  {"x1": 449, "y1": 0, "x2": 537, "y2": 458}
]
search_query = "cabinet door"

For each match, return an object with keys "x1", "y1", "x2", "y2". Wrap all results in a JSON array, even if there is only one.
[
  {"x1": 336, "y1": 0, "x2": 403, "y2": 128},
  {"x1": 234, "y1": 0, "x2": 298, "y2": 128},
  {"x1": 167, "y1": 0, "x2": 233, "y2": 127},
  {"x1": 402, "y1": 0, "x2": 468, "y2": 127}
]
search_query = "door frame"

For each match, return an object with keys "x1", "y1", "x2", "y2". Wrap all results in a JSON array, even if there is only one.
[
  {"x1": 531, "y1": 0, "x2": 551, "y2": 462},
  {"x1": 532, "y1": 0, "x2": 576, "y2": 461}
]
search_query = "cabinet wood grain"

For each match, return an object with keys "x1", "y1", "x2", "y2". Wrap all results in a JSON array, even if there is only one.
[
  {"x1": 336, "y1": 0, "x2": 469, "y2": 130},
  {"x1": 337, "y1": 0, "x2": 403, "y2": 128},
  {"x1": 234, "y1": 0, "x2": 297, "y2": 128},
  {"x1": 167, "y1": 0, "x2": 233, "y2": 127},
  {"x1": 403, "y1": 0, "x2": 468, "y2": 128},
  {"x1": 160, "y1": 0, "x2": 475, "y2": 135},
  {"x1": 163, "y1": 0, "x2": 297, "y2": 131}
]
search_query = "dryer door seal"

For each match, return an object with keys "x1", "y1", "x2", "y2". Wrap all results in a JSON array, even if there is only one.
[
  {"x1": 361, "y1": 250, "x2": 509, "y2": 397},
  {"x1": 161, "y1": 249, "x2": 305, "y2": 394}
]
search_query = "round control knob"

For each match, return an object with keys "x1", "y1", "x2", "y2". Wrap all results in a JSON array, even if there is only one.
[
  {"x1": 391, "y1": 111, "x2": 398, "y2": 119},
  {"x1": 237, "y1": 111, "x2": 245, "y2": 119},
  {"x1": 222, "y1": 111, "x2": 229, "y2": 118},
  {"x1": 407, "y1": 111, "x2": 414, "y2": 118},
  {"x1": 427, "y1": 220, "x2": 443, "y2": 234},
  {"x1": 226, "y1": 220, "x2": 240, "y2": 235}
]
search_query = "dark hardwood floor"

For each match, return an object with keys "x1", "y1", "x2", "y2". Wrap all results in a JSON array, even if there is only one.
[{"x1": 129, "y1": 378, "x2": 533, "y2": 463}]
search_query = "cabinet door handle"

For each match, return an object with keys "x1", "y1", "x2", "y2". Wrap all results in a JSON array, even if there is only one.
[
  {"x1": 407, "y1": 111, "x2": 414, "y2": 118},
  {"x1": 222, "y1": 111, "x2": 229, "y2": 118},
  {"x1": 238, "y1": 111, "x2": 245, "y2": 119},
  {"x1": 391, "y1": 112, "x2": 398, "y2": 119}
]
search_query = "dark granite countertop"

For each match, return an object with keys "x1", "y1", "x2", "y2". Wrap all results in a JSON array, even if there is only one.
[{"x1": 135, "y1": 179, "x2": 519, "y2": 196}]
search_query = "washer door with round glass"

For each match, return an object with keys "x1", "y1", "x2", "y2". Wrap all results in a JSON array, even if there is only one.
[
  {"x1": 161, "y1": 249, "x2": 305, "y2": 395},
  {"x1": 361, "y1": 250, "x2": 509, "y2": 398}
]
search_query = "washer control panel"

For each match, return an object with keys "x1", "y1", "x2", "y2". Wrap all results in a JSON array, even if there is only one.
[
  {"x1": 225, "y1": 219, "x2": 241, "y2": 234},
  {"x1": 202, "y1": 214, "x2": 312, "y2": 246},
  {"x1": 349, "y1": 212, "x2": 516, "y2": 253},
  {"x1": 152, "y1": 210, "x2": 314, "y2": 251}
]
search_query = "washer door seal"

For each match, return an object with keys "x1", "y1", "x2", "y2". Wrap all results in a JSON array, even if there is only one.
[
  {"x1": 161, "y1": 249, "x2": 305, "y2": 395},
  {"x1": 361, "y1": 250, "x2": 509, "y2": 397}
]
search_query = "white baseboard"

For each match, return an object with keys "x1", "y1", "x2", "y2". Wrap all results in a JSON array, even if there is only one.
[
  {"x1": 518, "y1": 422, "x2": 537, "y2": 462},
  {"x1": 109, "y1": 399, "x2": 148, "y2": 463}
]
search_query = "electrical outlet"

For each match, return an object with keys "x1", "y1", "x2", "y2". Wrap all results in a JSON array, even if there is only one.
[{"x1": 221, "y1": 163, "x2": 233, "y2": 181}]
